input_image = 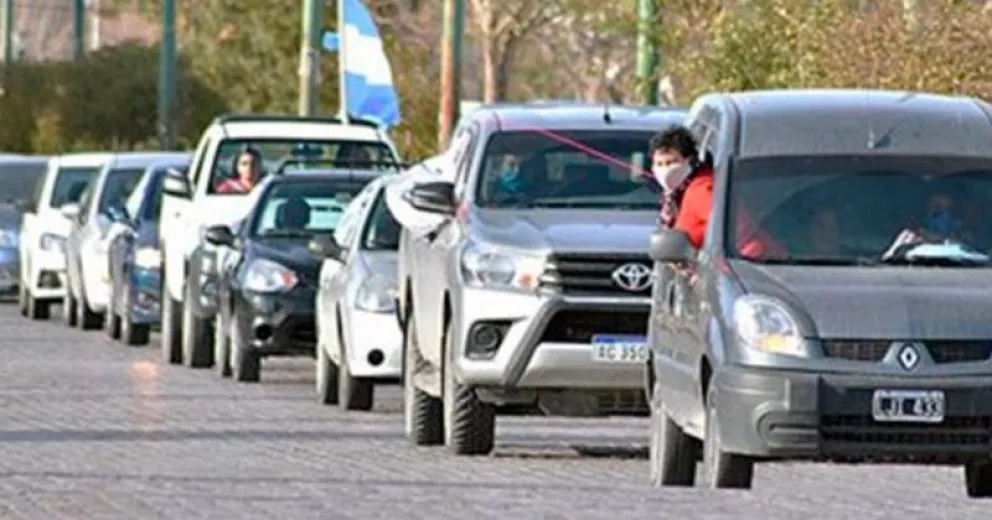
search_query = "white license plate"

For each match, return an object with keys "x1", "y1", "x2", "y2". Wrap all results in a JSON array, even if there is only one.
[
  {"x1": 871, "y1": 389, "x2": 945, "y2": 423},
  {"x1": 591, "y1": 335, "x2": 648, "y2": 363}
]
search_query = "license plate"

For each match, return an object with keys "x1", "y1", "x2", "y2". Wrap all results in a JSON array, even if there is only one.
[
  {"x1": 871, "y1": 389, "x2": 945, "y2": 423},
  {"x1": 591, "y1": 335, "x2": 648, "y2": 363}
]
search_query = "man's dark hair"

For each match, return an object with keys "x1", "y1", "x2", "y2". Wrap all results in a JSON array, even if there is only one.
[{"x1": 649, "y1": 126, "x2": 698, "y2": 159}]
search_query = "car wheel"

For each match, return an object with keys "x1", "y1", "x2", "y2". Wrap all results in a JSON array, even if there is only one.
[
  {"x1": 26, "y1": 291, "x2": 49, "y2": 320},
  {"x1": 160, "y1": 292, "x2": 183, "y2": 364},
  {"x1": 649, "y1": 385, "x2": 699, "y2": 487},
  {"x1": 700, "y1": 386, "x2": 754, "y2": 489},
  {"x1": 64, "y1": 290, "x2": 78, "y2": 327},
  {"x1": 181, "y1": 282, "x2": 214, "y2": 368},
  {"x1": 119, "y1": 288, "x2": 149, "y2": 346},
  {"x1": 402, "y1": 311, "x2": 443, "y2": 446},
  {"x1": 442, "y1": 321, "x2": 495, "y2": 456},
  {"x1": 104, "y1": 288, "x2": 121, "y2": 339},
  {"x1": 18, "y1": 284, "x2": 27, "y2": 316},
  {"x1": 213, "y1": 315, "x2": 231, "y2": 377},
  {"x1": 230, "y1": 314, "x2": 260, "y2": 382},
  {"x1": 337, "y1": 308, "x2": 373, "y2": 411},
  {"x1": 965, "y1": 458, "x2": 992, "y2": 497},
  {"x1": 315, "y1": 341, "x2": 339, "y2": 404}
]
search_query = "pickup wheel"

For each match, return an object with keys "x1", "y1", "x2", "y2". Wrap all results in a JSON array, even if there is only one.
[
  {"x1": 76, "y1": 291, "x2": 103, "y2": 330},
  {"x1": 700, "y1": 386, "x2": 754, "y2": 489},
  {"x1": 103, "y1": 288, "x2": 121, "y2": 340},
  {"x1": 649, "y1": 385, "x2": 699, "y2": 487},
  {"x1": 315, "y1": 342, "x2": 339, "y2": 404},
  {"x1": 26, "y1": 291, "x2": 49, "y2": 320},
  {"x1": 213, "y1": 315, "x2": 231, "y2": 377},
  {"x1": 63, "y1": 291, "x2": 78, "y2": 327},
  {"x1": 160, "y1": 293, "x2": 183, "y2": 364},
  {"x1": 402, "y1": 312, "x2": 443, "y2": 445},
  {"x1": 442, "y1": 322, "x2": 495, "y2": 456},
  {"x1": 337, "y1": 308, "x2": 373, "y2": 411},
  {"x1": 965, "y1": 459, "x2": 992, "y2": 497},
  {"x1": 181, "y1": 283, "x2": 214, "y2": 368}
]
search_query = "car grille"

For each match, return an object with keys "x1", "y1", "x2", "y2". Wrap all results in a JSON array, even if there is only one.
[
  {"x1": 821, "y1": 414, "x2": 992, "y2": 446},
  {"x1": 540, "y1": 252, "x2": 653, "y2": 297},
  {"x1": 539, "y1": 310, "x2": 649, "y2": 343},
  {"x1": 822, "y1": 340, "x2": 992, "y2": 364}
]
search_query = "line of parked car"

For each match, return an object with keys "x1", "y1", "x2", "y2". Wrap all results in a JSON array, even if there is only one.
[{"x1": 9, "y1": 88, "x2": 992, "y2": 498}]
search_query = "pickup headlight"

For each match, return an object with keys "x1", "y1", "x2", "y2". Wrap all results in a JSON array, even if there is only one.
[
  {"x1": 133, "y1": 247, "x2": 161, "y2": 269},
  {"x1": 40, "y1": 233, "x2": 66, "y2": 254},
  {"x1": 355, "y1": 275, "x2": 397, "y2": 313},
  {"x1": 241, "y1": 258, "x2": 297, "y2": 293},
  {"x1": 732, "y1": 295, "x2": 806, "y2": 357},
  {"x1": 459, "y1": 240, "x2": 545, "y2": 291}
]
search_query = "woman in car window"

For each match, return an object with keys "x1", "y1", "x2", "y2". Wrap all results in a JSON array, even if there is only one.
[{"x1": 216, "y1": 146, "x2": 263, "y2": 193}]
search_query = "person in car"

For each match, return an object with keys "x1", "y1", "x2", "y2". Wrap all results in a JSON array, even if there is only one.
[
  {"x1": 649, "y1": 126, "x2": 783, "y2": 258},
  {"x1": 806, "y1": 207, "x2": 843, "y2": 255},
  {"x1": 216, "y1": 146, "x2": 263, "y2": 193},
  {"x1": 921, "y1": 191, "x2": 965, "y2": 241},
  {"x1": 275, "y1": 196, "x2": 312, "y2": 230},
  {"x1": 497, "y1": 154, "x2": 526, "y2": 193}
]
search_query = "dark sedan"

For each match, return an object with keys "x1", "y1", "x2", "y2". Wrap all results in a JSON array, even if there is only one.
[
  {"x1": 206, "y1": 171, "x2": 381, "y2": 382},
  {"x1": 106, "y1": 154, "x2": 192, "y2": 344}
]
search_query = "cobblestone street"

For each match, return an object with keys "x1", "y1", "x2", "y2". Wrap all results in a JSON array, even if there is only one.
[{"x1": 0, "y1": 304, "x2": 987, "y2": 519}]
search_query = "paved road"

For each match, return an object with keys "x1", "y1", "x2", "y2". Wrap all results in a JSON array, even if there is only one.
[{"x1": 0, "y1": 304, "x2": 988, "y2": 519}]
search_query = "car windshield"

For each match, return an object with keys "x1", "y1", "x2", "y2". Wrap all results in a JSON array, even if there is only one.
[
  {"x1": 50, "y1": 167, "x2": 99, "y2": 208},
  {"x1": 98, "y1": 168, "x2": 145, "y2": 215},
  {"x1": 728, "y1": 155, "x2": 992, "y2": 267},
  {"x1": 361, "y1": 190, "x2": 400, "y2": 251},
  {"x1": 475, "y1": 130, "x2": 658, "y2": 210},
  {"x1": 0, "y1": 160, "x2": 47, "y2": 204},
  {"x1": 249, "y1": 180, "x2": 372, "y2": 238},
  {"x1": 209, "y1": 138, "x2": 397, "y2": 195}
]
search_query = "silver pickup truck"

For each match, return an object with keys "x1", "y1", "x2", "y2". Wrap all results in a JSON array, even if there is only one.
[{"x1": 395, "y1": 102, "x2": 686, "y2": 455}]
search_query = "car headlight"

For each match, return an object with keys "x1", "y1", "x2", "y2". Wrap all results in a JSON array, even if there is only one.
[
  {"x1": 40, "y1": 233, "x2": 66, "y2": 254},
  {"x1": 0, "y1": 230, "x2": 17, "y2": 248},
  {"x1": 355, "y1": 275, "x2": 397, "y2": 313},
  {"x1": 133, "y1": 247, "x2": 161, "y2": 269},
  {"x1": 459, "y1": 240, "x2": 544, "y2": 291},
  {"x1": 241, "y1": 258, "x2": 297, "y2": 293},
  {"x1": 732, "y1": 295, "x2": 806, "y2": 357}
]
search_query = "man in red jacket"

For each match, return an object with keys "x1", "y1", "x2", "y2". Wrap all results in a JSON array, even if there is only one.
[{"x1": 649, "y1": 127, "x2": 782, "y2": 258}]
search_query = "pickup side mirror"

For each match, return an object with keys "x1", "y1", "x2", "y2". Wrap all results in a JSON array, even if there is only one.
[
  {"x1": 308, "y1": 234, "x2": 345, "y2": 262},
  {"x1": 405, "y1": 181, "x2": 455, "y2": 215},
  {"x1": 162, "y1": 168, "x2": 192, "y2": 198},
  {"x1": 649, "y1": 229, "x2": 696, "y2": 263},
  {"x1": 60, "y1": 203, "x2": 80, "y2": 220},
  {"x1": 204, "y1": 224, "x2": 235, "y2": 247},
  {"x1": 107, "y1": 205, "x2": 130, "y2": 226}
]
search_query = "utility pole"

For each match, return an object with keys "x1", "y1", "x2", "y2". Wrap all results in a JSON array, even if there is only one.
[
  {"x1": 336, "y1": 0, "x2": 348, "y2": 123},
  {"x1": 298, "y1": 0, "x2": 322, "y2": 116},
  {"x1": 90, "y1": 0, "x2": 102, "y2": 51},
  {"x1": 72, "y1": 0, "x2": 84, "y2": 60},
  {"x1": 157, "y1": 0, "x2": 177, "y2": 149},
  {"x1": 437, "y1": 0, "x2": 465, "y2": 152},
  {"x1": 1, "y1": 0, "x2": 12, "y2": 64},
  {"x1": 635, "y1": 0, "x2": 658, "y2": 105}
]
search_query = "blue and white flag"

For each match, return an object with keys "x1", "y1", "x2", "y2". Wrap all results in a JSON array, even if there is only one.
[{"x1": 340, "y1": 0, "x2": 402, "y2": 127}]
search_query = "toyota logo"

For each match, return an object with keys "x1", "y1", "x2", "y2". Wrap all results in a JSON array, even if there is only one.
[{"x1": 611, "y1": 263, "x2": 653, "y2": 292}]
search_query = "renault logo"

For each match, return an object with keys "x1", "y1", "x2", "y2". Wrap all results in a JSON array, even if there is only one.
[
  {"x1": 611, "y1": 263, "x2": 653, "y2": 292},
  {"x1": 896, "y1": 343, "x2": 922, "y2": 370}
]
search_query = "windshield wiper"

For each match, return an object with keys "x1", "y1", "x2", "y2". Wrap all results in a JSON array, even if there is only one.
[
  {"x1": 747, "y1": 255, "x2": 878, "y2": 266},
  {"x1": 258, "y1": 229, "x2": 313, "y2": 239},
  {"x1": 878, "y1": 255, "x2": 990, "y2": 267}
]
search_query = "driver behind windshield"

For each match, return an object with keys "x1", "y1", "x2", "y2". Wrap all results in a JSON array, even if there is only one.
[
  {"x1": 275, "y1": 197, "x2": 312, "y2": 230},
  {"x1": 216, "y1": 146, "x2": 264, "y2": 193},
  {"x1": 496, "y1": 153, "x2": 528, "y2": 194},
  {"x1": 921, "y1": 192, "x2": 965, "y2": 241}
]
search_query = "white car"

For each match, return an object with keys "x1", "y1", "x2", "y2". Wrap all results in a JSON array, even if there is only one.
[
  {"x1": 311, "y1": 175, "x2": 404, "y2": 410},
  {"x1": 18, "y1": 153, "x2": 109, "y2": 320},
  {"x1": 158, "y1": 114, "x2": 402, "y2": 369}
]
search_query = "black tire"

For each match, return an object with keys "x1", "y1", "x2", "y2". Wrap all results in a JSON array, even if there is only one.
[
  {"x1": 18, "y1": 284, "x2": 27, "y2": 316},
  {"x1": 231, "y1": 313, "x2": 260, "y2": 382},
  {"x1": 700, "y1": 386, "x2": 754, "y2": 489},
  {"x1": 63, "y1": 291, "x2": 78, "y2": 327},
  {"x1": 965, "y1": 459, "x2": 992, "y2": 498},
  {"x1": 103, "y1": 289, "x2": 121, "y2": 340},
  {"x1": 337, "y1": 308, "x2": 373, "y2": 411},
  {"x1": 160, "y1": 292, "x2": 183, "y2": 364},
  {"x1": 181, "y1": 283, "x2": 214, "y2": 368},
  {"x1": 649, "y1": 386, "x2": 699, "y2": 487},
  {"x1": 213, "y1": 315, "x2": 231, "y2": 377},
  {"x1": 119, "y1": 289, "x2": 149, "y2": 346},
  {"x1": 442, "y1": 322, "x2": 495, "y2": 456},
  {"x1": 315, "y1": 342, "x2": 339, "y2": 404},
  {"x1": 26, "y1": 292, "x2": 49, "y2": 320},
  {"x1": 402, "y1": 312, "x2": 443, "y2": 446},
  {"x1": 76, "y1": 290, "x2": 103, "y2": 330}
]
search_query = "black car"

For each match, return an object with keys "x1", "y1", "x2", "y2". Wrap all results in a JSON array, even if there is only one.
[
  {"x1": 647, "y1": 89, "x2": 992, "y2": 496},
  {"x1": 106, "y1": 154, "x2": 192, "y2": 344},
  {"x1": 205, "y1": 171, "x2": 382, "y2": 382}
]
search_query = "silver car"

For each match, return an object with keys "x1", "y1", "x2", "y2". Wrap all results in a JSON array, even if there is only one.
[{"x1": 311, "y1": 175, "x2": 403, "y2": 410}]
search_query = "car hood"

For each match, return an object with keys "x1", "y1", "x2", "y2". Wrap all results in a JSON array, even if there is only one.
[
  {"x1": 731, "y1": 261, "x2": 992, "y2": 339},
  {"x1": 248, "y1": 238, "x2": 322, "y2": 282},
  {"x1": 471, "y1": 208, "x2": 657, "y2": 254},
  {"x1": 356, "y1": 250, "x2": 398, "y2": 284}
]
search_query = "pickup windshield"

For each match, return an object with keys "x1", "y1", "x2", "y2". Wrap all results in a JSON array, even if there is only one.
[
  {"x1": 475, "y1": 130, "x2": 658, "y2": 210},
  {"x1": 50, "y1": 167, "x2": 98, "y2": 208},
  {"x1": 728, "y1": 155, "x2": 992, "y2": 267}
]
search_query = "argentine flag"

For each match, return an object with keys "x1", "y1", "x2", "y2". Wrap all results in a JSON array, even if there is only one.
[{"x1": 338, "y1": 0, "x2": 402, "y2": 127}]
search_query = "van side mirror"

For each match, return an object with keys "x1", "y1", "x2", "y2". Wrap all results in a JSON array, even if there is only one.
[
  {"x1": 649, "y1": 229, "x2": 696, "y2": 263},
  {"x1": 163, "y1": 168, "x2": 192, "y2": 198},
  {"x1": 405, "y1": 181, "x2": 455, "y2": 215}
]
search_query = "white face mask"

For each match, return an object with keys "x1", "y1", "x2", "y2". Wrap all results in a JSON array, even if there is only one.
[{"x1": 652, "y1": 162, "x2": 692, "y2": 192}]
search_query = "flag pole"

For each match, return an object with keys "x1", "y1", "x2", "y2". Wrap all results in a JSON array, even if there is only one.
[{"x1": 338, "y1": 0, "x2": 350, "y2": 124}]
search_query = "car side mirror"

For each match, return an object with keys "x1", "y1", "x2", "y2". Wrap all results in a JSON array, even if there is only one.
[
  {"x1": 162, "y1": 168, "x2": 192, "y2": 198},
  {"x1": 405, "y1": 181, "x2": 455, "y2": 215},
  {"x1": 308, "y1": 234, "x2": 345, "y2": 262},
  {"x1": 204, "y1": 224, "x2": 235, "y2": 247},
  {"x1": 649, "y1": 229, "x2": 696, "y2": 263},
  {"x1": 60, "y1": 203, "x2": 80, "y2": 220},
  {"x1": 107, "y1": 205, "x2": 130, "y2": 225}
]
